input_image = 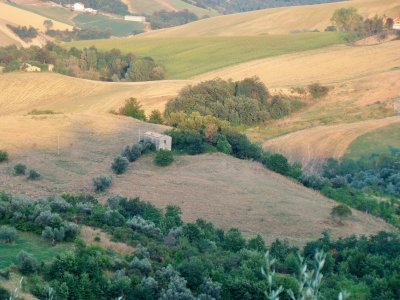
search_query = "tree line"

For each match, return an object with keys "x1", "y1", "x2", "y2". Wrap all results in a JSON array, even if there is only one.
[{"x1": 0, "y1": 43, "x2": 165, "y2": 82}]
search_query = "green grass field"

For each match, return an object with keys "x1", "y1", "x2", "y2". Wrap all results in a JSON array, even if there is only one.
[
  {"x1": 345, "y1": 123, "x2": 400, "y2": 159},
  {"x1": 73, "y1": 14, "x2": 144, "y2": 36},
  {"x1": 0, "y1": 232, "x2": 71, "y2": 269},
  {"x1": 128, "y1": 0, "x2": 218, "y2": 17},
  {"x1": 67, "y1": 32, "x2": 345, "y2": 79}
]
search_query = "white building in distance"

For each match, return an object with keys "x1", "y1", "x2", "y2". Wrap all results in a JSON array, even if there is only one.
[
  {"x1": 124, "y1": 15, "x2": 146, "y2": 23},
  {"x1": 72, "y1": 2, "x2": 85, "y2": 12},
  {"x1": 143, "y1": 132, "x2": 172, "y2": 151}
]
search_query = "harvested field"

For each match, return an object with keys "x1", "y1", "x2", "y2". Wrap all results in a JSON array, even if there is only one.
[
  {"x1": 195, "y1": 40, "x2": 400, "y2": 87},
  {"x1": 141, "y1": 0, "x2": 400, "y2": 36},
  {"x1": 263, "y1": 116, "x2": 400, "y2": 169},
  {"x1": 0, "y1": 72, "x2": 190, "y2": 115},
  {"x1": 0, "y1": 113, "x2": 394, "y2": 245}
]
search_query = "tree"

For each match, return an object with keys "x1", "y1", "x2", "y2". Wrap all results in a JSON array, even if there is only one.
[
  {"x1": 14, "y1": 163, "x2": 27, "y2": 175},
  {"x1": 43, "y1": 19, "x2": 54, "y2": 31},
  {"x1": 111, "y1": 155, "x2": 129, "y2": 174},
  {"x1": 331, "y1": 204, "x2": 352, "y2": 222},
  {"x1": 149, "y1": 110, "x2": 164, "y2": 124},
  {"x1": 16, "y1": 251, "x2": 39, "y2": 275},
  {"x1": 0, "y1": 226, "x2": 17, "y2": 243},
  {"x1": 331, "y1": 8, "x2": 363, "y2": 32},
  {"x1": 27, "y1": 169, "x2": 41, "y2": 180},
  {"x1": 0, "y1": 150, "x2": 8, "y2": 162},
  {"x1": 224, "y1": 228, "x2": 246, "y2": 252},
  {"x1": 119, "y1": 98, "x2": 146, "y2": 121},
  {"x1": 155, "y1": 150, "x2": 174, "y2": 166},
  {"x1": 93, "y1": 175, "x2": 112, "y2": 192}
]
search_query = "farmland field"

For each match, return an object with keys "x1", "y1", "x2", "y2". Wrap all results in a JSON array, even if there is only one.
[
  {"x1": 0, "y1": 231, "x2": 70, "y2": 269},
  {"x1": 73, "y1": 14, "x2": 144, "y2": 36},
  {"x1": 124, "y1": 0, "x2": 218, "y2": 17},
  {"x1": 344, "y1": 123, "x2": 400, "y2": 159},
  {"x1": 67, "y1": 32, "x2": 345, "y2": 79}
]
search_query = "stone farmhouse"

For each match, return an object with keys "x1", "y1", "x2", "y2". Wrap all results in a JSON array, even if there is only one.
[{"x1": 143, "y1": 132, "x2": 172, "y2": 151}]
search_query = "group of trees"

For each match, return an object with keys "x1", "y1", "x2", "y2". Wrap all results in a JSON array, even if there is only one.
[
  {"x1": 46, "y1": 27, "x2": 112, "y2": 41},
  {"x1": 6, "y1": 25, "x2": 38, "y2": 41},
  {"x1": 330, "y1": 7, "x2": 392, "y2": 42},
  {"x1": 0, "y1": 43, "x2": 165, "y2": 82},
  {"x1": 165, "y1": 78, "x2": 306, "y2": 126},
  {"x1": 146, "y1": 10, "x2": 200, "y2": 29},
  {"x1": 0, "y1": 190, "x2": 399, "y2": 299}
]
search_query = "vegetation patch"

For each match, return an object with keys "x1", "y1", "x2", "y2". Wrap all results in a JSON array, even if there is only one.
[
  {"x1": 28, "y1": 109, "x2": 59, "y2": 115},
  {"x1": 154, "y1": 150, "x2": 174, "y2": 166},
  {"x1": 0, "y1": 151, "x2": 8, "y2": 163}
]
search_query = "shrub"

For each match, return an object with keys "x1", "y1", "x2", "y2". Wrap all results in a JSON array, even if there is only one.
[
  {"x1": 16, "y1": 251, "x2": 39, "y2": 275},
  {"x1": 119, "y1": 98, "x2": 146, "y2": 121},
  {"x1": 0, "y1": 226, "x2": 17, "y2": 243},
  {"x1": 263, "y1": 153, "x2": 291, "y2": 175},
  {"x1": 331, "y1": 204, "x2": 352, "y2": 221},
  {"x1": 111, "y1": 155, "x2": 129, "y2": 174},
  {"x1": 0, "y1": 150, "x2": 8, "y2": 162},
  {"x1": 27, "y1": 169, "x2": 41, "y2": 180},
  {"x1": 130, "y1": 144, "x2": 143, "y2": 162},
  {"x1": 149, "y1": 110, "x2": 164, "y2": 124},
  {"x1": 93, "y1": 175, "x2": 112, "y2": 192},
  {"x1": 154, "y1": 150, "x2": 174, "y2": 166},
  {"x1": 14, "y1": 163, "x2": 27, "y2": 175},
  {"x1": 308, "y1": 83, "x2": 329, "y2": 98}
]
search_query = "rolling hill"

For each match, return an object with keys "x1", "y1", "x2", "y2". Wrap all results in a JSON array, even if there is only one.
[
  {"x1": 141, "y1": 0, "x2": 400, "y2": 36},
  {"x1": 0, "y1": 113, "x2": 393, "y2": 244},
  {"x1": 0, "y1": 72, "x2": 190, "y2": 116}
]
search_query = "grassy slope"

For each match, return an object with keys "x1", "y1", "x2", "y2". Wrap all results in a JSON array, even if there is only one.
[
  {"x1": 126, "y1": 0, "x2": 218, "y2": 17},
  {"x1": 141, "y1": 0, "x2": 400, "y2": 36},
  {"x1": 73, "y1": 14, "x2": 144, "y2": 36},
  {"x1": 0, "y1": 232, "x2": 70, "y2": 269},
  {"x1": 344, "y1": 123, "x2": 400, "y2": 159},
  {"x1": 67, "y1": 32, "x2": 344, "y2": 79}
]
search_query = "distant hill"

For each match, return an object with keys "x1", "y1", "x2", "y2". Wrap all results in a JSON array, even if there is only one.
[{"x1": 142, "y1": 0, "x2": 400, "y2": 36}]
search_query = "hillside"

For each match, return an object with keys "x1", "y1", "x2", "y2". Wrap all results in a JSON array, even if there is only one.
[
  {"x1": 141, "y1": 0, "x2": 400, "y2": 36},
  {"x1": 0, "y1": 1, "x2": 72, "y2": 46},
  {"x1": 124, "y1": 0, "x2": 218, "y2": 17},
  {"x1": 67, "y1": 32, "x2": 344, "y2": 79},
  {"x1": 194, "y1": 39, "x2": 400, "y2": 86},
  {"x1": 0, "y1": 113, "x2": 393, "y2": 244},
  {"x1": 0, "y1": 72, "x2": 190, "y2": 115}
]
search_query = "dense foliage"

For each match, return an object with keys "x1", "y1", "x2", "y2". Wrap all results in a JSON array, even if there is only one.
[
  {"x1": 147, "y1": 10, "x2": 199, "y2": 29},
  {"x1": 0, "y1": 191, "x2": 399, "y2": 299},
  {"x1": 6, "y1": 25, "x2": 38, "y2": 41},
  {"x1": 182, "y1": 0, "x2": 343, "y2": 14},
  {"x1": 0, "y1": 43, "x2": 165, "y2": 82},
  {"x1": 0, "y1": 151, "x2": 7, "y2": 163},
  {"x1": 154, "y1": 150, "x2": 174, "y2": 166},
  {"x1": 46, "y1": 27, "x2": 112, "y2": 41},
  {"x1": 53, "y1": 0, "x2": 129, "y2": 15},
  {"x1": 165, "y1": 78, "x2": 305, "y2": 125}
]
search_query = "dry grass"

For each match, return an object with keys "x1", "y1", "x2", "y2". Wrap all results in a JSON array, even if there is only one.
[
  {"x1": 0, "y1": 72, "x2": 190, "y2": 116},
  {"x1": 195, "y1": 39, "x2": 400, "y2": 87},
  {"x1": 0, "y1": 273, "x2": 37, "y2": 300},
  {"x1": 0, "y1": 113, "x2": 394, "y2": 245},
  {"x1": 80, "y1": 226, "x2": 134, "y2": 254},
  {"x1": 263, "y1": 116, "x2": 400, "y2": 169},
  {"x1": 0, "y1": 1, "x2": 71, "y2": 31},
  {"x1": 142, "y1": 0, "x2": 400, "y2": 37}
]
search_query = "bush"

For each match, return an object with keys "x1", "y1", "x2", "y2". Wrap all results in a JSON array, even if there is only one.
[
  {"x1": 27, "y1": 169, "x2": 41, "y2": 180},
  {"x1": 111, "y1": 155, "x2": 129, "y2": 174},
  {"x1": 0, "y1": 226, "x2": 17, "y2": 243},
  {"x1": 93, "y1": 175, "x2": 113, "y2": 192},
  {"x1": 0, "y1": 150, "x2": 8, "y2": 162},
  {"x1": 119, "y1": 98, "x2": 147, "y2": 121},
  {"x1": 308, "y1": 83, "x2": 329, "y2": 98},
  {"x1": 16, "y1": 251, "x2": 39, "y2": 275},
  {"x1": 149, "y1": 110, "x2": 164, "y2": 124},
  {"x1": 154, "y1": 150, "x2": 174, "y2": 166},
  {"x1": 263, "y1": 153, "x2": 291, "y2": 175},
  {"x1": 14, "y1": 163, "x2": 27, "y2": 175},
  {"x1": 331, "y1": 204, "x2": 352, "y2": 221}
]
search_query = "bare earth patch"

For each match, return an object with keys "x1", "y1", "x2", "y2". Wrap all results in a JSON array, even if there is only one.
[{"x1": 80, "y1": 226, "x2": 134, "y2": 254}]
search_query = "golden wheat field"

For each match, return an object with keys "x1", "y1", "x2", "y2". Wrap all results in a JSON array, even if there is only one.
[{"x1": 141, "y1": 0, "x2": 400, "y2": 37}]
